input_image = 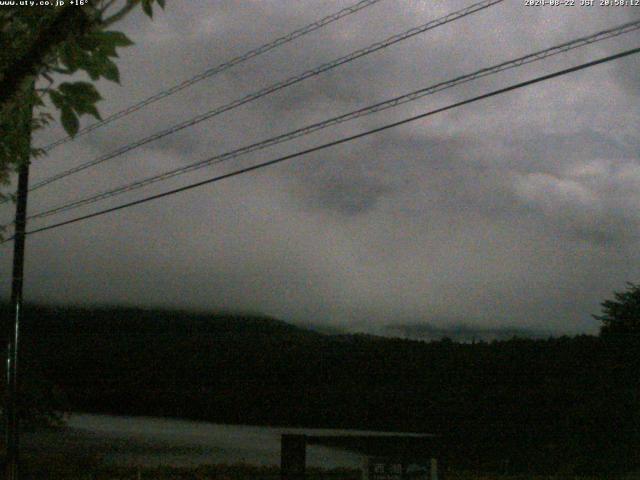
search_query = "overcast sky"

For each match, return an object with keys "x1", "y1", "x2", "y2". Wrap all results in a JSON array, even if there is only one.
[{"x1": 1, "y1": 0, "x2": 639, "y2": 335}]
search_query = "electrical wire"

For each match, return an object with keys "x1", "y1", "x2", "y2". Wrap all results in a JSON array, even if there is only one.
[
  {"x1": 24, "y1": 19, "x2": 640, "y2": 223},
  {"x1": 9, "y1": 46, "x2": 637, "y2": 241},
  {"x1": 38, "y1": 0, "x2": 387, "y2": 152},
  {"x1": 26, "y1": 0, "x2": 504, "y2": 194}
]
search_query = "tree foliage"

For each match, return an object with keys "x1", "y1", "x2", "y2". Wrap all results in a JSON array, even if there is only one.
[
  {"x1": 0, "y1": 0, "x2": 165, "y2": 201},
  {"x1": 594, "y1": 282, "x2": 640, "y2": 337},
  {"x1": 2, "y1": 303, "x2": 639, "y2": 475}
]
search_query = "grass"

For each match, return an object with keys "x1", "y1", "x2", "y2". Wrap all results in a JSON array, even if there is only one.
[
  {"x1": 14, "y1": 465, "x2": 636, "y2": 479},
  {"x1": 10, "y1": 454, "x2": 639, "y2": 479},
  {"x1": 15, "y1": 454, "x2": 360, "y2": 480}
]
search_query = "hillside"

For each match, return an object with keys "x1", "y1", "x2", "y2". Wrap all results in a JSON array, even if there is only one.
[{"x1": 1, "y1": 303, "x2": 638, "y2": 475}]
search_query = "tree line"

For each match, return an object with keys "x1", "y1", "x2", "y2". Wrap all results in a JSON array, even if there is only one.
[{"x1": 1, "y1": 284, "x2": 639, "y2": 475}]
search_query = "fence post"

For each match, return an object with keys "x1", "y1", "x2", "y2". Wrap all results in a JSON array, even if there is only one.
[{"x1": 430, "y1": 458, "x2": 438, "y2": 480}]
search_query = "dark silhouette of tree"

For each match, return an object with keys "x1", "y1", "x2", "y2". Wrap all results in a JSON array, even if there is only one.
[
  {"x1": 2, "y1": 302, "x2": 639, "y2": 475},
  {"x1": 594, "y1": 282, "x2": 640, "y2": 337}
]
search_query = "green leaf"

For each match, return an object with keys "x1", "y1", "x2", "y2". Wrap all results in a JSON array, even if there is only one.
[
  {"x1": 97, "y1": 42, "x2": 119, "y2": 58},
  {"x1": 85, "y1": 62, "x2": 102, "y2": 80},
  {"x1": 59, "y1": 43, "x2": 79, "y2": 72},
  {"x1": 156, "y1": 0, "x2": 165, "y2": 8},
  {"x1": 77, "y1": 103, "x2": 102, "y2": 121},
  {"x1": 69, "y1": 96, "x2": 102, "y2": 120},
  {"x1": 49, "y1": 90, "x2": 65, "y2": 109},
  {"x1": 142, "y1": 0, "x2": 153, "y2": 18},
  {"x1": 76, "y1": 34, "x2": 100, "y2": 51},
  {"x1": 60, "y1": 106, "x2": 79, "y2": 137},
  {"x1": 70, "y1": 48, "x2": 96, "y2": 76},
  {"x1": 32, "y1": 94, "x2": 45, "y2": 107},
  {"x1": 58, "y1": 82, "x2": 102, "y2": 104},
  {"x1": 55, "y1": 82, "x2": 103, "y2": 122},
  {"x1": 101, "y1": 59, "x2": 120, "y2": 83},
  {"x1": 97, "y1": 30, "x2": 134, "y2": 48},
  {"x1": 86, "y1": 54, "x2": 115, "y2": 81}
]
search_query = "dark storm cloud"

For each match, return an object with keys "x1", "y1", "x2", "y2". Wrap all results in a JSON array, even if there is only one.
[
  {"x1": 298, "y1": 169, "x2": 396, "y2": 217},
  {"x1": 1, "y1": 0, "x2": 639, "y2": 336}
]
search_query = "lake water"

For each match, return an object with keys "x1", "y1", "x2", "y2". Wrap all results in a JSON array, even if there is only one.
[{"x1": 25, "y1": 414, "x2": 382, "y2": 468}]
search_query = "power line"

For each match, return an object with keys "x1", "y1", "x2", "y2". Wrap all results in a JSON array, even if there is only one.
[
  {"x1": 37, "y1": 0, "x2": 386, "y2": 152},
  {"x1": 12, "y1": 46, "x2": 639, "y2": 241},
  {"x1": 26, "y1": 0, "x2": 504, "y2": 194},
  {"x1": 24, "y1": 20, "x2": 640, "y2": 223}
]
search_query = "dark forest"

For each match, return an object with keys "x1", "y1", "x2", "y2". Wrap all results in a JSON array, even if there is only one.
[{"x1": 1, "y1": 303, "x2": 638, "y2": 475}]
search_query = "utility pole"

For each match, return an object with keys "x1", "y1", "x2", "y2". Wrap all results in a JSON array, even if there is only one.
[{"x1": 5, "y1": 84, "x2": 34, "y2": 480}]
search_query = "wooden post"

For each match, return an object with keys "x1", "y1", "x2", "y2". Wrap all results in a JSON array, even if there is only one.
[
  {"x1": 361, "y1": 456, "x2": 370, "y2": 480},
  {"x1": 5, "y1": 80, "x2": 35, "y2": 480},
  {"x1": 430, "y1": 458, "x2": 438, "y2": 480}
]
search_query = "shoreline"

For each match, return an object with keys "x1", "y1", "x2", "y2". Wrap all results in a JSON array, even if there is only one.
[{"x1": 12, "y1": 413, "x2": 365, "y2": 468}]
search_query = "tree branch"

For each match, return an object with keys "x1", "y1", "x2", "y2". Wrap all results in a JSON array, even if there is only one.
[
  {"x1": 99, "y1": 0, "x2": 119, "y2": 16},
  {"x1": 102, "y1": 0, "x2": 138, "y2": 27}
]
